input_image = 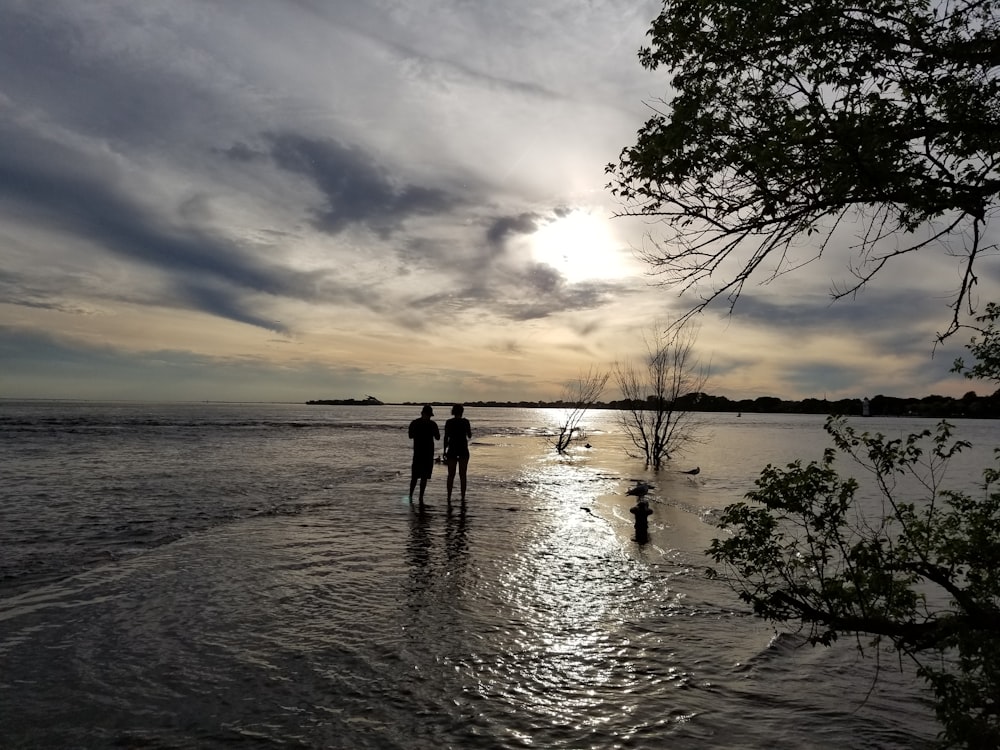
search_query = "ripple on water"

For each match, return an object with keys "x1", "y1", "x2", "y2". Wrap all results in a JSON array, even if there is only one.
[{"x1": 0, "y1": 416, "x2": 942, "y2": 749}]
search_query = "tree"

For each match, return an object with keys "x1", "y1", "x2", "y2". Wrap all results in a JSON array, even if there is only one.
[
  {"x1": 547, "y1": 367, "x2": 610, "y2": 453},
  {"x1": 607, "y1": 0, "x2": 1000, "y2": 338},
  {"x1": 954, "y1": 301, "x2": 1000, "y2": 381},
  {"x1": 615, "y1": 322, "x2": 708, "y2": 469},
  {"x1": 707, "y1": 320, "x2": 1000, "y2": 747}
]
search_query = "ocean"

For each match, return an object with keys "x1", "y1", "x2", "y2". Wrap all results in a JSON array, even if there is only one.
[{"x1": 3, "y1": 401, "x2": 994, "y2": 749}]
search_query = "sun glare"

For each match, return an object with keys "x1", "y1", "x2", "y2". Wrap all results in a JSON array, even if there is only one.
[{"x1": 530, "y1": 209, "x2": 626, "y2": 283}]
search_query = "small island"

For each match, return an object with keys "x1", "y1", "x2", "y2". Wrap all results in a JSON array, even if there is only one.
[{"x1": 307, "y1": 395, "x2": 384, "y2": 406}]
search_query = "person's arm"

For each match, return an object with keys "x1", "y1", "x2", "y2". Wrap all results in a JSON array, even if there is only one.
[
  {"x1": 443, "y1": 425, "x2": 449, "y2": 453},
  {"x1": 465, "y1": 419, "x2": 472, "y2": 439}
]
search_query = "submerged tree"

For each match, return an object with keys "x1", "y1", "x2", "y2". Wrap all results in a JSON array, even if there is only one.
[
  {"x1": 547, "y1": 367, "x2": 610, "y2": 453},
  {"x1": 607, "y1": 0, "x2": 1000, "y2": 338},
  {"x1": 615, "y1": 322, "x2": 708, "y2": 469},
  {"x1": 708, "y1": 318, "x2": 1000, "y2": 747}
]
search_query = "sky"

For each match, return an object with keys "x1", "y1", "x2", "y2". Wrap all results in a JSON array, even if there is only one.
[{"x1": 1, "y1": 0, "x2": 996, "y2": 404}]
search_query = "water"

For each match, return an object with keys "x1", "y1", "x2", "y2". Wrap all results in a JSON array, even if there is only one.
[{"x1": 3, "y1": 401, "x2": 993, "y2": 748}]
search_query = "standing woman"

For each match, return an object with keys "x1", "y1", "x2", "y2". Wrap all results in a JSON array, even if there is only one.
[{"x1": 444, "y1": 404, "x2": 472, "y2": 503}]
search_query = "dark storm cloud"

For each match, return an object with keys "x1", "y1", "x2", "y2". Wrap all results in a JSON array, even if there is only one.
[
  {"x1": 0, "y1": 122, "x2": 326, "y2": 329},
  {"x1": 172, "y1": 281, "x2": 289, "y2": 334},
  {"x1": 486, "y1": 213, "x2": 540, "y2": 245},
  {"x1": 263, "y1": 133, "x2": 461, "y2": 235}
]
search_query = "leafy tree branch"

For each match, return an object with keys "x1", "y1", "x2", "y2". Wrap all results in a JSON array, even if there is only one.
[{"x1": 608, "y1": 0, "x2": 1000, "y2": 337}]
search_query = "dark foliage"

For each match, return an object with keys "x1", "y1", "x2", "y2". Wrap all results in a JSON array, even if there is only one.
[{"x1": 608, "y1": 0, "x2": 1000, "y2": 338}]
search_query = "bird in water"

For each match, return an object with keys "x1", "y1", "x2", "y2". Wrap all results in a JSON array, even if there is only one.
[
  {"x1": 680, "y1": 467, "x2": 700, "y2": 475},
  {"x1": 626, "y1": 480, "x2": 654, "y2": 498}
]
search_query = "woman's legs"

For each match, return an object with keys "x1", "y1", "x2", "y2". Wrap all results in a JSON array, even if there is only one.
[
  {"x1": 446, "y1": 457, "x2": 458, "y2": 502},
  {"x1": 458, "y1": 456, "x2": 469, "y2": 500}
]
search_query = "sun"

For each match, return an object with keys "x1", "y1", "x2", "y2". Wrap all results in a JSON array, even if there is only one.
[{"x1": 530, "y1": 209, "x2": 627, "y2": 283}]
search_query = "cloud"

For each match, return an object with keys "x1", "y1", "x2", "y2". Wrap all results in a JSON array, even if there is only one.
[
  {"x1": 486, "y1": 213, "x2": 542, "y2": 246},
  {"x1": 263, "y1": 133, "x2": 463, "y2": 235},
  {"x1": 0, "y1": 123, "x2": 288, "y2": 270},
  {"x1": 0, "y1": 118, "x2": 343, "y2": 330},
  {"x1": 731, "y1": 287, "x2": 949, "y2": 350},
  {"x1": 0, "y1": 0, "x2": 988, "y2": 402}
]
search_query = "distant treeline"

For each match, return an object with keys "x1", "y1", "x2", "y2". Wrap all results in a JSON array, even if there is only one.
[{"x1": 398, "y1": 391, "x2": 1000, "y2": 419}]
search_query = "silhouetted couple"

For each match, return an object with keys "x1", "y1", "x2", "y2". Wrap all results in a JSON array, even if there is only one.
[{"x1": 408, "y1": 404, "x2": 472, "y2": 504}]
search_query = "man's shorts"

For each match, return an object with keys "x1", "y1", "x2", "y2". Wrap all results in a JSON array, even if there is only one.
[{"x1": 412, "y1": 452, "x2": 435, "y2": 479}]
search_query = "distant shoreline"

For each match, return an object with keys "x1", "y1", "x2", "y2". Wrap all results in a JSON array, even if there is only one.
[
  {"x1": 2, "y1": 395, "x2": 991, "y2": 419},
  {"x1": 308, "y1": 392, "x2": 999, "y2": 419}
]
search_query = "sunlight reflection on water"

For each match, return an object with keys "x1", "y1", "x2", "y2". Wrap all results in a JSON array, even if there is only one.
[{"x1": 0, "y1": 405, "x2": 959, "y2": 749}]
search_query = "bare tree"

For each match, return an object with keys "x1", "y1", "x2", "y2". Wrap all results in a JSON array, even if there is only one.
[
  {"x1": 615, "y1": 322, "x2": 708, "y2": 469},
  {"x1": 548, "y1": 367, "x2": 610, "y2": 453}
]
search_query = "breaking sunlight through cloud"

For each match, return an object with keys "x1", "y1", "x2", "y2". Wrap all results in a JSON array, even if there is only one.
[{"x1": 530, "y1": 209, "x2": 627, "y2": 283}]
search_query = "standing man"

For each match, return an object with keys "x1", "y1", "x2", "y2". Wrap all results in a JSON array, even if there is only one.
[{"x1": 408, "y1": 405, "x2": 440, "y2": 504}]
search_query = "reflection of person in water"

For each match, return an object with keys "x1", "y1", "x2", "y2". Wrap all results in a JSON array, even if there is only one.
[
  {"x1": 445, "y1": 502, "x2": 469, "y2": 565},
  {"x1": 408, "y1": 405, "x2": 440, "y2": 503},
  {"x1": 404, "y1": 503, "x2": 433, "y2": 621},
  {"x1": 443, "y1": 404, "x2": 472, "y2": 503},
  {"x1": 407, "y1": 504, "x2": 432, "y2": 567},
  {"x1": 630, "y1": 498, "x2": 652, "y2": 544}
]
